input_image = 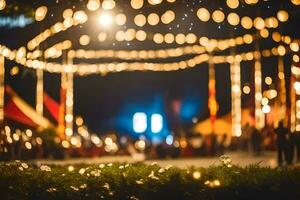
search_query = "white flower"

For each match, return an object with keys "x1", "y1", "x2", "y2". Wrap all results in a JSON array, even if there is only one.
[
  {"x1": 165, "y1": 165, "x2": 173, "y2": 170},
  {"x1": 21, "y1": 163, "x2": 28, "y2": 169},
  {"x1": 46, "y1": 187, "x2": 57, "y2": 193},
  {"x1": 148, "y1": 171, "x2": 159, "y2": 180},
  {"x1": 40, "y1": 165, "x2": 51, "y2": 172},
  {"x1": 99, "y1": 164, "x2": 105, "y2": 168},
  {"x1": 136, "y1": 179, "x2": 144, "y2": 185},
  {"x1": 103, "y1": 183, "x2": 110, "y2": 190},
  {"x1": 70, "y1": 186, "x2": 79, "y2": 191},
  {"x1": 78, "y1": 168, "x2": 86, "y2": 175}
]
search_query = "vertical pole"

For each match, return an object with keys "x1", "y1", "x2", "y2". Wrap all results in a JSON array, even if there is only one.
[
  {"x1": 0, "y1": 55, "x2": 4, "y2": 122},
  {"x1": 278, "y1": 57, "x2": 287, "y2": 124},
  {"x1": 254, "y1": 50, "x2": 264, "y2": 130},
  {"x1": 230, "y1": 59, "x2": 242, "y2": 137},
  {"x1": 65, "y1": 54, "x2": 74, "y2": 138},
  {"x1": 291, "y1": 74, "x2": 296, "y2": 132},
  {"x1": 36, "y1": 69, "x2": 44, "y2": 116},
  {"x1": 208, "y1": 53, "x2": 218, "y2": 133}
]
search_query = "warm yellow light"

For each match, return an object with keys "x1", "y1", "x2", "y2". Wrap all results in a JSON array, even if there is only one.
[
  {"x1": 265, "y1": 17, "x2": 278, "y2": 28},
  {"x1": 98, "y1": 32, "x2": 107, "y2": 42},
  {"x1": 148, "y1": 0, "x2": 163, "y2": 5},
  {"x1": 254, "y1": 17, "x2": 265, "y2": 30},
  {"x1": 197, "y1": 8, "x2": 210, "y2": 22},
  {"x1": 164, "y1": 33, "x2": 175, "y2": 44},
  {"x1": 25, "y1": 142, "x2": 32, "y2": 150},
  {"x1": 226, "y1": 0, "x2": 239, "y2": 9},
  {"x1": 136, "y1": 30, "x2": 147, "y2": 41},
  {"x1": 153, "y1": 33, "x2": 164, "y2": 44},
  {"x1": 243, "y1": 85, "x2": 251, "y2": 94},
  {"x1": 0, "y1": 0, "x2": 6, "y2": 10},
  {"x1": 98, "y1": 12, "x2": 113, "y2": 26},
  {"x1": 193, "y1": 171, "x2": 201, "y2": 180},
  {"x1": 186, "y1": 33, "x2": 197, "y2": 44},
  {"x1": 293, "y1": 55, "x2": 300, "y2": 63},
  {"x1": 245, "y1": 0, "x2": 258, "y2": 4},
  {"x1": 265, "y1": 76, "x2": 272, "y2": 85},
  {"x1": 125, "y1": 29, "x2": 136, "y2": 41},
  {"x1": 161, "y1": 10, "x2": 175, "y2": 24},
  {"x1": 291, "y1": 0, "x2": 300, "y2": 5},
  {"x1": 277, "y1": 10, "x2": 289, "y2": 22},
  {"x1": 134, "y1": 14, "x2": 147, "y2": 27},
  {"x1": 260, "y1": 29, "x2": 269, "y2": 38},
  {"x1": 212, "y1": 10, "x2": 225, "y2": 23},
  {"x1": 227, "y1": 13, "x2": 240, "y2": 26},
  {"x1": 102, "y1": 0, "x2": 115, "y2": 10},
  {"x1": 73, "y1": 11, "x2": 88, "y2": 24},
  {"x1": 147, "y1": 13, "x2": 160, "y2": 26},
  {"x1": 290, "y1": 42, "x2": 299, "y2": 52},
  {"x1": 10, "y1": 66, "x2": 19, "y2": 76},
  {"x1": 175, "y1": 33, "x2": 186, "y2": 44},
  {"x1": 79, "y1": 35, "x2": 90, "y2": 46},
  {"x1": 87, "y1": 0, "x2": 100, "y2": 11},
  {"x1": 277, "y1": 45, "x2": 286, "y2": 56},
  {"x1": 241, "y1": 16, "x2": 253, "y2": 29},
  {"x1": 35, "y1": 6, "x2": 48, "y2": 22},
  {"x1": 115, "y1": 13, "x2": 127, "y2": 26},
  {"x1": 262, "y1": 105, "x2": 271, "y2": 114},
  {"x1": 63, "y1": 9, "x2": 73, "y2": 19},
  {"x1": 131, "y1": 0, "x2": 144, "y2": 9},
  {"x1": 272, "y1": 32, "x2": 281, "y2": 42}
]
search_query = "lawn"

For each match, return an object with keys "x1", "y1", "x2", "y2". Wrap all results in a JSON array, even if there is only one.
[{"x1": 0, "y1": 158, "x2": 300, "y2": 200}]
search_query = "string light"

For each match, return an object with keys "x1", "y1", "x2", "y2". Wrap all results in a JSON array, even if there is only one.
[
  {"x1": 226, "y1": 0, "x2": 239, "y2": 9},
  {"x1": 35, "y1": 6, "x2": 48, "y2": 22},
  {"x1": 87, "y1": 0, "x2": 100, "y2": 11},
  {"x1": 212, "y1": 10, "x2": 225, "y2": 23},
  {"x1": 291, "y1": 0, "x2": 300, "y2": 5},
  {"x1": 197, "y1": 8, "x2": 210, "y2": 22},
  {"x1": 102, "y1": 0, "x2": 116, "y2": 10},
  {"x1": 28, "y1": 10, "x2": 87, "y2": 50},
  {"x1": 0, "y1": 0, "x2": 6, "y2": 11},
  {"x1": 131, "y1": 0, "x2": 144, "y2": 9}
]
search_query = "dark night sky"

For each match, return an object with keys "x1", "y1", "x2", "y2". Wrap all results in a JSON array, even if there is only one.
[{"x1": 0, "y1": 0, "x2": 299, "y2": 133}]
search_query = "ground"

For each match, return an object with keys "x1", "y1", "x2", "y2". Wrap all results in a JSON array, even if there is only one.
[{"x1": 31, "y1": 151, "x2": 278, "y2": 168}]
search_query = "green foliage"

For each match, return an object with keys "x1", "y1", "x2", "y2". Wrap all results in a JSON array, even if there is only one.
[{"x1": 0, "y1": 162, "x2": 300, "y2": 200}]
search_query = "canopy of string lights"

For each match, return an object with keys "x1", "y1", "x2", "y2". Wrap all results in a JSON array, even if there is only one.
[{"x1": 0, "y1": 0, "x2": 299, "y2": 139}]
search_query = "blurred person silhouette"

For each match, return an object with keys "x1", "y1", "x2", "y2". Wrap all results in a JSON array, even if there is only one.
[
  {"x1": 242, "y1": 123, "x2": 252, "y2": 152},
  {"x1": 286, "y1": 131, "x2": 296, "y2": 165},
  {"x1": 295, "y1": 130, "x2": 300, "y2": 162},
  {"x1": 274, "y1": 121, "x2": 289, "y2": 166},
  {"x1": 251, "y1": 127, "x2": 262, "y2": 155}
]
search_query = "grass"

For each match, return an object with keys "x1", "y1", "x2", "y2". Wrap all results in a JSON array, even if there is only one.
[{"x1": 0, "y1": 160, "x2": 300, "y2": 200}]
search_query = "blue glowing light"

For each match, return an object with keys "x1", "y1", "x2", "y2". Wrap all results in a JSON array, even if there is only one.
[
  {"x1": 151, "y1": 113, "x2": 163, "y2": 133},
  {"x1": 0, "y1": 15, "x2": 33, "y2": 28},
  {"x1": 133, "y1": 112, "x2": 147, "y2": 133},
  {"x1": 166, "y1": 135, "x2": 174, "y2": 145}
]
